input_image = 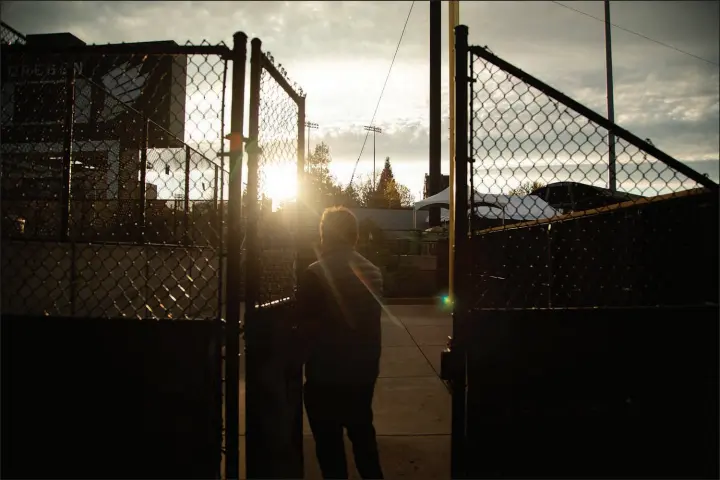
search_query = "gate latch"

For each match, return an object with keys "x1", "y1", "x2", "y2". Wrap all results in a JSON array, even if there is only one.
[{"x1": 440, "y1": 336, "x2": 464, "y2": 381}]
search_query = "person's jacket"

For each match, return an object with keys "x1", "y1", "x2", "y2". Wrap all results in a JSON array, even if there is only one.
[{"x1": 296, "y1": 246, "x2": 383, "y2": 384}]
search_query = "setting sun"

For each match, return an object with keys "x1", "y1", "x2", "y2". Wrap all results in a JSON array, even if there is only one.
[{"x1": 261, "y1": 164, "x2": 298, "y2": 209}]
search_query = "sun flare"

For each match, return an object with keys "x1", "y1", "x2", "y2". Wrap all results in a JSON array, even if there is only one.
[{"x1": 262, "y1": 164, "x2": 298, "y2": 209}]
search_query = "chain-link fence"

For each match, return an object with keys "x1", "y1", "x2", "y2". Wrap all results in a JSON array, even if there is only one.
[
  {"x1": 245, "y1": 38, "x2": 306, "y2": 307},
  {"x1": 1, "y1": 22, "x2": 26, "y2": 45},
  {"x1": 242, "y1": 37, "x2": 306, "y2": 480},
  {"x1": 1, "y1": 29, "x2": 231, "y2": 320},
  {"x1": 447, "y1": 26, "x2": 719, "y2": 480},
  {"x1": 453, "y1": 26, "x2": 718, "y2": 311}
]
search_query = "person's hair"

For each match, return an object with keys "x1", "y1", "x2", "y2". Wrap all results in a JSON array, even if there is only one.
[{"x1": 320, "y1": 206, "x2": 359, "y2": 248}]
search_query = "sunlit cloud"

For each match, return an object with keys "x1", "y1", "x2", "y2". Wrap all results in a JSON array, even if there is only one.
[{"x1": 3, "y1": 0, "x2": 717, "y2": 201}]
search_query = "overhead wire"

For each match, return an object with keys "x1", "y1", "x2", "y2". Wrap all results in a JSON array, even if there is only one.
[
  {"x1": 348, "y1": 1, "x2": 415, "y2": 187},
  {"x1": 551, "y1": 1, "x2": 719, "y2": 67}
]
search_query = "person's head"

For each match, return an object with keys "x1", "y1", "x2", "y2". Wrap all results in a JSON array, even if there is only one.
[{"x1": 320, "y1": 206, "x2": 359, "y2": 250}]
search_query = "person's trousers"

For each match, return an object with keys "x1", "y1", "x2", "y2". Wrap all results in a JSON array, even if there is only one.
[{"x1": 304, "y1": 380, "x2": 384, "y2": 479}]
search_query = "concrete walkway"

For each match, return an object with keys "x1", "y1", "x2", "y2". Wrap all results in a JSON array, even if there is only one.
[
  {"x1": 303, "y1": 304, "x2": 453, "y2": 480},
  {"x1": 231, "y1": 304, "x2": 453, "y2": 479}
]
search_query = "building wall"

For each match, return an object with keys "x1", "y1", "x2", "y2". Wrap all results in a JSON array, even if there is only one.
[{"x1": 0, "y1": 141, "x2": 121, "y2": 199}]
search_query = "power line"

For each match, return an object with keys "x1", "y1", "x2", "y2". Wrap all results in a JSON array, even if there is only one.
[
  {"x1": 348, "y1": 1, "x2": 415, "y2": 186},
  {"x1": 551, "y1": 1, "x2": 719, "y2": 67}
]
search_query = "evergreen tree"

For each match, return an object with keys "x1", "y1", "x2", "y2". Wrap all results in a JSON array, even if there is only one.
[{"x1": 376, "y1": 157, "x2": 395, "y2": 195}]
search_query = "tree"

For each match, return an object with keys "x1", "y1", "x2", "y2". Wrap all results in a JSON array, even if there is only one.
[
  {"x1": 507, "y1": 180, "x2": 545, "y2": 196},
  {"x1": 391, "y1": 180, "x2": 415, "y2": 208},
  {"x1": 349, "y1": 172, "x2": 379, "y2": 208},
  {"x1": 376, "y1": 157, "x2": 395, "y2": 197},
  {"x1": 349, "y1": 163, "x2": 415, "y2": 209},
  {"x1": 305, "y1": 142, "x2": 347, "y2": 207},
  {"x1": 369, "y1": 157, "x2": 415, "y2": 208}
]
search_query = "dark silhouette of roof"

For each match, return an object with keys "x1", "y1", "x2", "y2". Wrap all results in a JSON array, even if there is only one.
[{"x1": 530, "y1": 181, "x2": 643, "y2": 212}]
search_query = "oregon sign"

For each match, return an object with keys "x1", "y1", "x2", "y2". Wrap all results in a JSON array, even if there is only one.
[{"x1": 0, "y1": 40, "x2": 187, "y2": 148}]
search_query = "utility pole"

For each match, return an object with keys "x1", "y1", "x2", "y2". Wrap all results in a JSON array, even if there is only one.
[
  {"x1": 448, "y1": 0, "x2": 459, "y2": 302},
  {"x1": 305, "y1": 121, "x2": 318, "y2": 162},
  {"x1": 364, "y1": 125, "x2": 383, "y2": 189},
  {"x1": 429, "y1": 0, "x2": 442, "y2": 227},
  {"x1": 604, "y1": 0, "x2": 617, "y2": 192}
]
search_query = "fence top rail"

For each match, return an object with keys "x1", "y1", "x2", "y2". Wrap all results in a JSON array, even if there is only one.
[
  {"x1": 1, "y1": 21, "x2": 26, "y2": 43},
  {"x1": 255, "y1": 40, "x2": 305, "y2": 103},
  {"x1": 471, "y1": 186, "x2": 712, "y2": 236},
  {"x1": 1, "y1": 42, "x2": 231, "y2": 57},
  {"x1": 465, "y1": 40, "x2": 718, "y2": 191}
]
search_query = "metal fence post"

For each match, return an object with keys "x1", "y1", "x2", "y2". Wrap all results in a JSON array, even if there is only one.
[
  {"x1": 139, "y1": 118, "x2": 149, "y2": 242},
  {"x1": 184, "y1": 145, "x2": 191, "y2": 244},
  {"x1": 61, "y1": 60, "x2": 76, "y2": 240},
  {"x1": 244, "y1": 36, "x2": 263, "y2": 479},
  {"x1": 225, "y1": 31, "x2": 248, "y2": 480},
  {"x1": 451, "y1": 23, "x2": 469, "y2": 480},
  {"x1": 296, "y1": 95, "x2": 307, "y2": 279}
]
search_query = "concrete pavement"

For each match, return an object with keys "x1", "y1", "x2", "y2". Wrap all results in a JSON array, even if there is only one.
[{"x1": 228, "y1": 304, "x2": 453, "y2": 479}]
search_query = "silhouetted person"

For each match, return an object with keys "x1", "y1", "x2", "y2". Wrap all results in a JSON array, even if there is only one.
[{"x1": 296, "y1": 206, "x2": 384, "y2": 480}]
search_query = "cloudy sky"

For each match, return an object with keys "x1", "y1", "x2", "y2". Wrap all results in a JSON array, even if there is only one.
[{"x1": 3, "y1": 0, "x2": 718, "y2": 199}]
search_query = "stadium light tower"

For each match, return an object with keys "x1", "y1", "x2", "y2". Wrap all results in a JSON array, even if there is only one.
[
  {"x1": 305, "y1": 121, "x2": 319, "y2": 160},
  {"x1": 363, "y1": 125, "x2": 383, "y2": 189}
]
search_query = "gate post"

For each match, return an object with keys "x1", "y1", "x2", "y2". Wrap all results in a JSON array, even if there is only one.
[
  {"x1": 244, "y1": 36, "x2": 263, "y2": 479},
  {"x1": 295, "y1": 96, "x2": 309, "y2": 277},
  {"x1": 451, "y1": 23, "x2": 469, "y2": 480},
  {"x1": 225, "y1": 31, "x2": 248, "y2": 480}
]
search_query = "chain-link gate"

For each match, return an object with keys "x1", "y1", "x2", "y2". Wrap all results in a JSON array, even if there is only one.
[
  {"x1": 243, "y1": 37, "x2": 307, "y2": 479},
  {"x1": 1, "y1": 22, "x2": 241, "y2": 479},
  {"x1": 444, "y1": 25, "x2": 719, "y2": 479},
  {"x1": 454, "y1": 26, "x2": 717, "y2": 311}
]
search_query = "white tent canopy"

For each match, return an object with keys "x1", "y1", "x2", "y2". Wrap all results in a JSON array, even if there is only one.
[
  {"x1": 414, "y1": 187, "x2": 560, "y2": 225},
  {"x1": 413, "y1": 187, "x2": 454, "y2": 211}
]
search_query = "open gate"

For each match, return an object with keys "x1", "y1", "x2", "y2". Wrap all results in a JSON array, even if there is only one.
[
  {"x1": 445, "y1": 25, "x2": 719, "y2": 479},
  {"x1": 241, "y1": 37, "x2": 307, "y2": 480}
]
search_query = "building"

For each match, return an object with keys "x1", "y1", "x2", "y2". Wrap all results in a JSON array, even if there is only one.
[
  {"x1": 1, "y1": 26, "x2": 188, "y2": 239},
  {"x1": 1, "y1": 30, "x2": 187, "y2": 203}
]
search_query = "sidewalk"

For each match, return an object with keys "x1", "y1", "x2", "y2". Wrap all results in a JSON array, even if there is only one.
[
  {"x1": 231, "y1": 304, "x2": 453, "y2": 479},
  {"x1": 303, "y1": 304, "x2": 452, "y2": 480}
]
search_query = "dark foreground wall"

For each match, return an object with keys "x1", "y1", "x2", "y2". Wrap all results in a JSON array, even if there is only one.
[
  {"x1": 1, "y1": 315, "x2": 222, "y2": 479},
  {"x1": 460, "y1": 306, "x2": 719, "y2": 479}
]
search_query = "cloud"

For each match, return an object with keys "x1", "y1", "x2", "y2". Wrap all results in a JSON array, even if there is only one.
[{"x1": 3, "y1": 0, "x2": 717, "y2": 198}]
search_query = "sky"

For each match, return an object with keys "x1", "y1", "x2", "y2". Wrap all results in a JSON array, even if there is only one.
[{"x1": 3, "y1": 0, "x2": 719, "y2": 201}]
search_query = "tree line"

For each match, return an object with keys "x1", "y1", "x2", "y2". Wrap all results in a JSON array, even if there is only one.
[{"x1": 304, "y1": 142, "x2": 415, "y2": 209}]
